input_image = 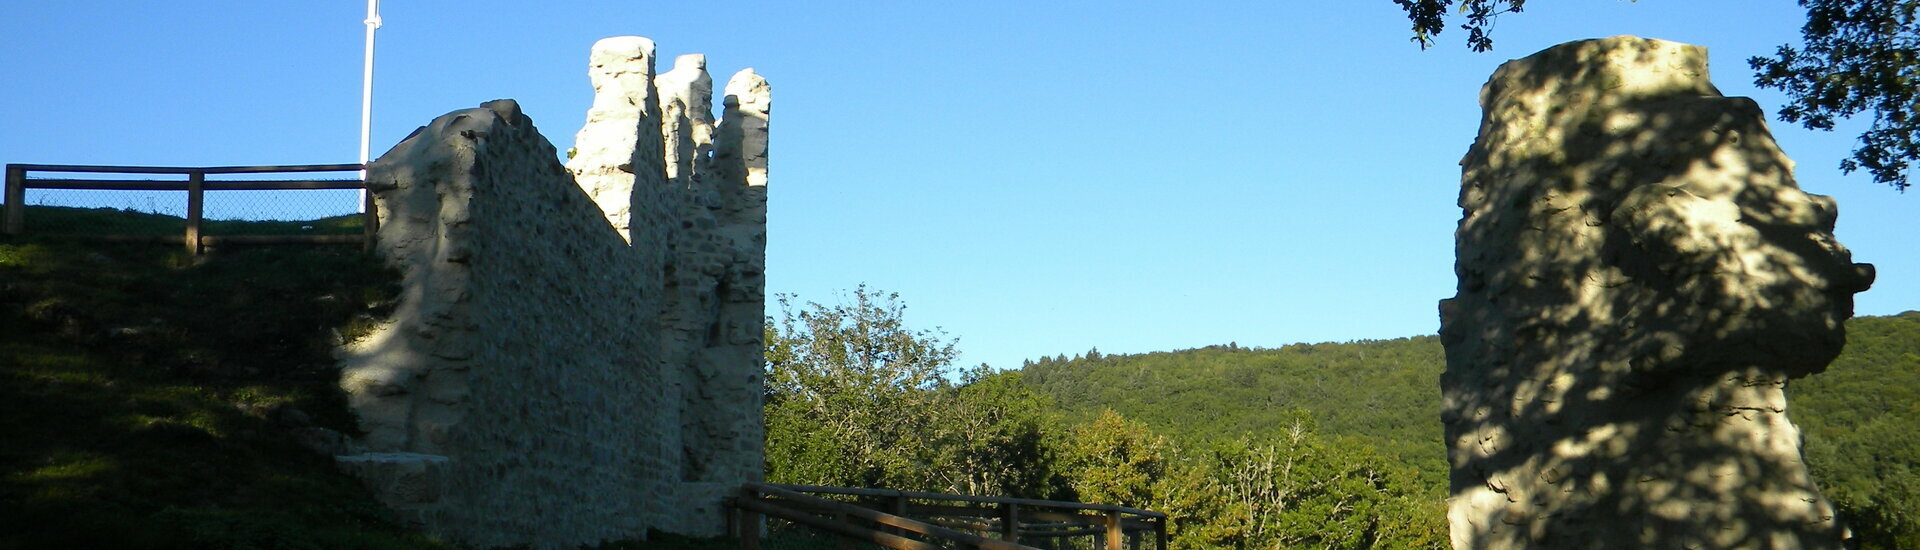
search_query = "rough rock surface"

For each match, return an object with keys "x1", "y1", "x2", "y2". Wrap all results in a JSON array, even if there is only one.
[
  {"x1": 342, "y1": 99, "x2": 660, "y2": 549},
  {"x1": 338, "y1": 35, "x2": 769, "y2": 548},
  {"x1": 563, "y1": 40, "x2": 770, "y2": 536},
  {"x1": 1439, "y1": 36, "x2": 1875, "y2": 549},
  {"x1": 568, "y1": 36, "x2": 668, "y2": 246}
]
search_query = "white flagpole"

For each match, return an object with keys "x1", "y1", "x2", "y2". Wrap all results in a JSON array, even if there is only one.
[{"x1": 358, "y1": 0, "x2": 381, "y2": 212}]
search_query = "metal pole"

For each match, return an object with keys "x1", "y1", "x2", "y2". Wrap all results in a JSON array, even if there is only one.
[{"x1": 358, "y1": 0, "x2": 381, "y2": 212}]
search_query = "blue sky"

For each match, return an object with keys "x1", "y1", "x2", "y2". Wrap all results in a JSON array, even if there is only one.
[{"x1": 3, "y1": 1, "x2": 1914, "y2": 370}]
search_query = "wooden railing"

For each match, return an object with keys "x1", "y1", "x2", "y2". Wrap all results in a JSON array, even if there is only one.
[
  {"x1": 2, "y1": 163, "x2": 374, "y2": 254},
  {"x1": 731, "y1": 482, "x2": 1168, "y2": 550}
]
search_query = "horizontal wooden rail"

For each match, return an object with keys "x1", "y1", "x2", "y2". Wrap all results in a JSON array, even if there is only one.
[
  {"x1": 735, "y1": 483, "x2": 1167, "y2": 550},
  {"x1": 27, "y1": 179, "x2": 367, "y2": 191},
  {"x1": 744, "y1": 483, "x2": 1034, "y2": 550},
  {"x1": 3, "y1": 163, "x2": 374, "y2": 255},
  {"x1": 770, "y1": 483, "x2": 1166, "y2": 519},
  {"x1": 8, "y1": 163, "x2": 363, "y2": 174},
  {"x1": 1019, "y1": 527, "x2": 1109, "y2": 538},
  {"x1": 735, "y1": 498, "x2": 944, "y2": 550},
  {"x1": 29, "y1": 234, "x2": 366, "y2": 245}
]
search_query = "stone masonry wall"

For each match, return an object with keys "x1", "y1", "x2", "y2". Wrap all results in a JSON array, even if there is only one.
[
  {"x1": 1439, "y1": 36, "x2": 1875, "y2": 549},
  {"x1": 335, "y1": 35, "x2": 769, "y2": 548},
  {"x1": 565, "y1": 37, "x2": 770, "y2": 536},
  {"x1": 338, "y1": 99, "x2": 661, "y2": 549}
]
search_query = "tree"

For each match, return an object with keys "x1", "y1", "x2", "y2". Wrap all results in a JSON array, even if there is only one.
[
  {"x1": 762, "y1": 285, "x2": 959, "y2": 489},
  {"x1": 763, "y1": 286, "x2": 1066, "y2": 498},
  {"x1": 931, "y1": 366, "x2": 1063, "y2": 498},
  {"x1": 1060, "y1": 410, "x2": 1175, "y2": 509},
  {"x1": 1400, "y1": 0, "x2": 1920, "y2": 191},
  {"x1": 1170, "y1": 417, "x2": 1446, "y2": 550},
  {"x1": 1396, "y1": 0, "x2": 1526, "y2": 52},
  {"x1": 1752, "y1": 0, "x2": 1920, "y2": 191}
]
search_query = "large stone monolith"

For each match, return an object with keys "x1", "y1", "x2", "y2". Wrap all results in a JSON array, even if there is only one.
[{"x1": 1440, "y1": 36, "x2": 1875, "y2": 549}]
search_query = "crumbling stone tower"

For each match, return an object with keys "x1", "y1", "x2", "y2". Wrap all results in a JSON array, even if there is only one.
[
  {"x1": 335, "y1": 35, "x2": 768, "y2": 549},
  {"x1": 1439, "y1": 36, "x2": 1874, "y2": 549},
  {"x1": 566, "y1": 35, "x2": 771, "y2": 536}
]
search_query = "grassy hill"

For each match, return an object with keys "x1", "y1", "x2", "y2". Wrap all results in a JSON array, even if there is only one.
[
  {"x1": 0, "y1": 206, "x2": 743, "y2": 549},
  {"x1": 0, "y1": 207, "x2": 442, "y2": 549},
  {"x1": 1016, "y1": 312, "x2": 1920, "y2": 547}
]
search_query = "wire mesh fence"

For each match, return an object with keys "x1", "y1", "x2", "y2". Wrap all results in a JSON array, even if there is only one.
[{"x1": 22, "y1": 188, "x2": 364, "y2": 234}]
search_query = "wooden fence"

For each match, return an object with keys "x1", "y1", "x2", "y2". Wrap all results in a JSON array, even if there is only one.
[
  {"x1": 732, "y1": 482, "x2": 1168, "y2": 550},
  {"x1": 2, "y1": 163, "x2": 373, "y2": 254}
]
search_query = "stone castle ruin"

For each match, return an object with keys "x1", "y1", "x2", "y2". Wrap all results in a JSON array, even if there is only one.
[
  {"x1": 1439, "y1": 37, "x2": 1874, "y2": 549},
  {"x1": 306, "y1": 30, "x2": 1882, "y2": 550},
  {"x1": 332, "y1": 36, "x2": 767, "y2": 549}
]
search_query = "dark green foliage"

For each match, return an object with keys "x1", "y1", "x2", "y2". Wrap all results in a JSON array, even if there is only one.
[
  {"x1": 1020, "y1": 338, "x2": 1450, "y2": 493},
  {"x1": 1751, "y1": 0, "x2": 1920, "y2": 191},
  {"x1": 940, "y1": 367, "x2": 1065, "y2": 499},
  {"x1": 1395, "y1": 0, "x2": 1526, "y2": 52},
  {"x1": 1050, "y1": 411, "x2": 1445, "y2": 549},
  {"x1": 763, "y1": 286, "x2": 962, "y2": 490},
  {"x1": 0, "y1": 207, "x2": 437, "y2": 549},
  {"x1": 1015, "y1": 313, "x2": 1920, "y2": 548},
  {"x1": 1183, "y1": 431, "x2": 1445, "y2": 549},
  {"x1": 1794, "y1": 311, "x2": 1920, "y2": 549},
  {"x1": 763, "y1": 287, "x2": 1063, "y2": 498}
]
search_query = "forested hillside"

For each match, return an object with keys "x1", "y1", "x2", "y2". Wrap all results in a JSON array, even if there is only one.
[
  {"x1": 1019, "y1": 338, "x2": 1448, "y2": 490},
  {"x1": 1795, "y1": 312, "x2": 1920, "y2": 549},
  {"x1": 1015, "y1": 312, "x2": 1920, "y2": 549}
]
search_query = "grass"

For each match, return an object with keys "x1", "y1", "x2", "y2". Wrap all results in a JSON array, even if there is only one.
[
  {"x1": 21, "y1": 204, "x2": 366, "y2": 236},
  {"x1": 0, "y1": 207, "x2": 440, "y2": 549}
]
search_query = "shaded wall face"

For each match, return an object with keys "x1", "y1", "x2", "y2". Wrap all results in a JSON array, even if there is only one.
[
  {"x1": 343, "y1": 100, "x2": 663, "y2": 549},
  {"x1": 1440, "y1": 36, "x2": 1872, "y2": 550},
  {"x1": 335, "y1": 35, "x2": 771, "y2": 548}
]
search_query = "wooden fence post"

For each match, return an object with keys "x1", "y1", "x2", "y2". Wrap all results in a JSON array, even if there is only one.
[
  {"x1": 4, "y1": 165, "x2": 24, "y2": 236},
  {"x1": 1155, "y1": 516, "x2": 1169, "y2": 550},
  {"x1": 1104, "y1": 511, "x2": 1123, "y2": 550},
  {"x1": 834, "y1": 511, "x2": 855, "y2": 550},
  {"x1": 999, "y1": 502, "x2": 1020, "y2": 543},
  {"x1": 889, "y1": 494, "x2": 908, "y2": 537},
  {"x1": 184, "y1": 171, "x2": 204, "y2": 254},
  {"x1": 739, "y1": 487, "x2": 762, "y2": 550}
]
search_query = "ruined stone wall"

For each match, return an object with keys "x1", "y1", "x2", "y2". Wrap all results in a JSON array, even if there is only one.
[
  {"x1": 1440, "y1": 36, "x2": 1875, "y2": 549},
  {"x1": 334, "y1": 35, "x2": 769, "y2": 548},
  {"x1": 564, "y1": 37, "x2": 770, "y2": 535},
  {"x1": 339, "y1": 99, "x2": 662, "y2": 548}
]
